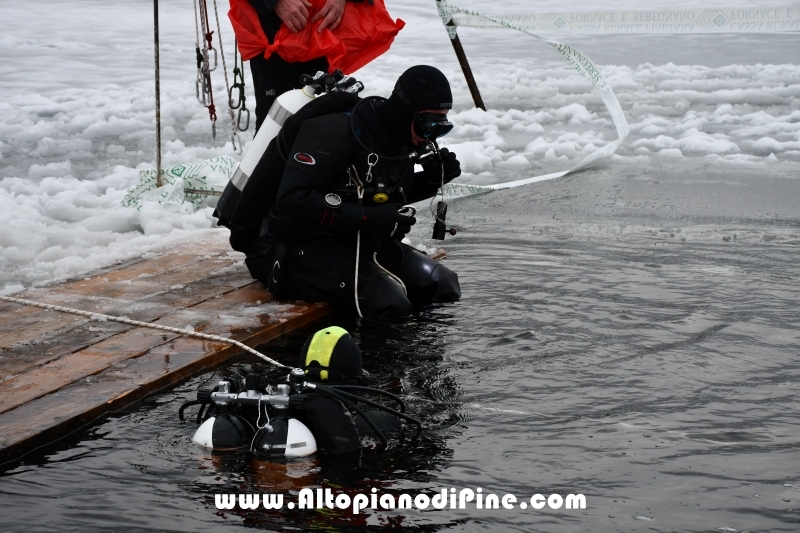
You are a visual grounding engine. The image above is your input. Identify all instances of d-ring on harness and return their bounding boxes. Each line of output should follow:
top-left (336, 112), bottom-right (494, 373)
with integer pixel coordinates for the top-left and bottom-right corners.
top-left (364, 153), bottom-right (379, 183)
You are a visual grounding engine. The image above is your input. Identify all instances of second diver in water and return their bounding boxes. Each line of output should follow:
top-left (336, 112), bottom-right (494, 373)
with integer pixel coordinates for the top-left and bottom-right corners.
top-left (183, 326), bottom-right (419, 457)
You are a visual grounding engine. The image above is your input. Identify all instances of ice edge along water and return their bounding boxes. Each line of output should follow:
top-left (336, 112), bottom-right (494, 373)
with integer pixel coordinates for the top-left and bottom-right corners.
top-left (1, 0), bottom-right (799, 293)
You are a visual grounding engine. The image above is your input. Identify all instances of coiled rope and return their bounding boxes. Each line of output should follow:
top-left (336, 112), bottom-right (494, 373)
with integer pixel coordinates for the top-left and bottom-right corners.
top-left (0, 295), bottom-right (288, 369)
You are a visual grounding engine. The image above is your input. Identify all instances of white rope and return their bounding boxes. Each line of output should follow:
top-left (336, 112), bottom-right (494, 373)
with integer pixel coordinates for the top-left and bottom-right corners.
top-left (0, 295), bottom-right (288, 369)
top-left (193, 0), bottom-right (201, 51)
top-left (255, 395), bottom-right (271, 430)
top-left (354, 229), bottom-right (364, 319)
top-left (212, 0), bottom-right (243, 154)
top-left (348, 164), bottom-right (365, 319)
top-left (249, 395), bottom-right (273, 451)
top-left (193, 0), bottom-right (208, 107)
top-left (372, 251), bottom-right (407, 296)
top-left (412, 397), bottom-right (555, 418)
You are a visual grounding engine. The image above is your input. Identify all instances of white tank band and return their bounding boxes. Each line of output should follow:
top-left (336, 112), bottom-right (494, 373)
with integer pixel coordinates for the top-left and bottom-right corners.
top-left (230, 164), bottom-right (249, 191)
top-left (268, 101), bottom-right (294, 126)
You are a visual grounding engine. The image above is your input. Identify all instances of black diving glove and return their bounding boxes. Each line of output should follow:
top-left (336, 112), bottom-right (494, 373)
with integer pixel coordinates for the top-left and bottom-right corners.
top-left (423, 147), bottom-right (461, 184)
top-left (362, 203), bottom-right (417, 238)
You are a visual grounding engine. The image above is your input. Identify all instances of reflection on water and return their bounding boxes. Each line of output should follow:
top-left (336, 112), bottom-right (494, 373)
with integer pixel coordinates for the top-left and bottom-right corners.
top-left (2, 167), bottom-right (800, 532)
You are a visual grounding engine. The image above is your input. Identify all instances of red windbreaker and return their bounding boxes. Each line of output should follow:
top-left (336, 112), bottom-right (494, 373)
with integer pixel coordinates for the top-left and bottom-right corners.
top-left (229, 0), bottom-right (405, 73)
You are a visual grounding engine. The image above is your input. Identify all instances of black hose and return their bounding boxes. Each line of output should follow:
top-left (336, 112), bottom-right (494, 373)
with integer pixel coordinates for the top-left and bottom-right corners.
top-left (349, 96), bottom-right (414, 162)
top-left (196, 402), bottom-right (208, 424)
top-left (321, 386), bottom-right (421, 427)
top-left (315, 386), bottom-right (387, 444)
top-left (327, 384), bottom-right (406, 413)
top-left (179, 400), bottom-right (201, 421)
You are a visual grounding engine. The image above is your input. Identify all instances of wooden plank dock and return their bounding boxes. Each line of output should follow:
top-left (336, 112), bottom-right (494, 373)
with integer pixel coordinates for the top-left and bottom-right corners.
top-left (0, 231), bottom-right (331, 464)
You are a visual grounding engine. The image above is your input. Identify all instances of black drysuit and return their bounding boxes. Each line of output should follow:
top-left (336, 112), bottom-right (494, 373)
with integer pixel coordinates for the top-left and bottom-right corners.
top-left (241, 98), bottom-right (461, 319)
top-left (292, 392), bottom-right (402, 454)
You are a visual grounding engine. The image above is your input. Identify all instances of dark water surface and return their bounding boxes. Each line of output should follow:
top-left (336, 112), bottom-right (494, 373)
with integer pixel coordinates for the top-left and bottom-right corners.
top-left (2, 165), bottom-right (800, 532)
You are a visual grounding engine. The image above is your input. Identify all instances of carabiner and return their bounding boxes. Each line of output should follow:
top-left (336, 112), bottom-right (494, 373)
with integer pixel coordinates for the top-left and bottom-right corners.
top-left (207, 47), bottom-right (218, 72)
top-left (237, 105), bottom-right (250, 132)
top-left (228, 84), bottom-right (243, 109)
top-left (196, 71), bottom-right (209, 106)
top-left (365, 153), bottom-right (379, 183)
top-left (232, 66), bottom-right (244, 88)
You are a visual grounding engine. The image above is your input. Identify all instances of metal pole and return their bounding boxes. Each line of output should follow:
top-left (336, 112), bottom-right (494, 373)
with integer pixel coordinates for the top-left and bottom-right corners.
top-left (446, 20), bottom-right (485, 111)
top-left (154, 0), bottom-right (163, 187)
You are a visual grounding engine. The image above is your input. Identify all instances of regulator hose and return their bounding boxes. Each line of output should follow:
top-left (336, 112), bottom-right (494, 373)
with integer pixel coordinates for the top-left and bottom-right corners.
top-left (321, 385), bottom-right (421, 427)
top-left (349, 96), bottom-right (417, 162)
top-left (314, 385), bottom-right (388, 444)
top-left (178, 400), bottom-right (202, 421)
top-left (178, 400), bottom-right (212, 424)
top-left (327, 384), bottom-right (406, 413)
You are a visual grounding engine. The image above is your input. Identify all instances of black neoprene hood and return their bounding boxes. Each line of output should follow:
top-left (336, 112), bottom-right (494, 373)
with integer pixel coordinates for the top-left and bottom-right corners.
top-left (299, 327), bottom-right (362, 383)
top-left (379, 65), bottom-right (453, 146)
top-left (394, 65), bottom-right (453, 111)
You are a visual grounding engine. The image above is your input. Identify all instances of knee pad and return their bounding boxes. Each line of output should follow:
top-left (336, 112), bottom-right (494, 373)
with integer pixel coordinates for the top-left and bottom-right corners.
top-left (391, 245), bottom-right (461, 304)
top-left (428, 262), bottom-right (461, 302)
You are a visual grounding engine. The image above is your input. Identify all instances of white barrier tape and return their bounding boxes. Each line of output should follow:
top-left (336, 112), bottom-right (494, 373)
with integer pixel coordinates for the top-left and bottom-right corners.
top-left (444, 170), bottom-right (570, 198)
top-left (436, 1), bottom-right (630, 195)
top-left (444, 6), bottom-right (800, 35)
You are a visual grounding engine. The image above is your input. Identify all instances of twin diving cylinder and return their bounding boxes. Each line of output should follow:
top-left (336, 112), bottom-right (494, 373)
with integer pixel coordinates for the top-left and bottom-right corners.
top-left (191, 380), bottom-right (318, 458)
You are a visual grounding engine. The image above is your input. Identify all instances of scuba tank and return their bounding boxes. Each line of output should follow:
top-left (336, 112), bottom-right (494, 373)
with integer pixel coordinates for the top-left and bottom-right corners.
top-left (179, 368), bottom-right (422, 458)
top-left (188, 377), bottom-right (318, 457)
top-left (191, 412), bottom-right (254, 451)
top-left (226, 85), bottom-right (315, 198)
top-left (215, 70), bottom-right (364, 231)
top-left (251, 416), bottom-right (318, 458)
top-left (181, 329), bottom-right (422, 457)
top-left (190, 379), bottom-right (254, 450)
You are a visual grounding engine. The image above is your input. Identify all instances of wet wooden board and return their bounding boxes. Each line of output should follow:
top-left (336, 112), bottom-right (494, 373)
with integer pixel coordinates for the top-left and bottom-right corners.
top-left (0, 231), bottom-right (332, 464)
top-left (0, 245), bottom-right (250, 348)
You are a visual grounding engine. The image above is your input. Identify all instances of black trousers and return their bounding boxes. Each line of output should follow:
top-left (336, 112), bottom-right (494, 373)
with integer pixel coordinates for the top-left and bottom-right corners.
top-left (244, 235), bottom-right (461, 320)
top-left (248, 54), bottom-right (330, 131)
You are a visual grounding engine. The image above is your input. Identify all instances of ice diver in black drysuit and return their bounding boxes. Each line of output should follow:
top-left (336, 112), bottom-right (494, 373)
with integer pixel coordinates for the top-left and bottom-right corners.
top-left (291, 326), bottom-right (408, 454)
top-left (180, 326), bottom-right (419, 457)
top-left (218, 65), bottom-right (463, 319)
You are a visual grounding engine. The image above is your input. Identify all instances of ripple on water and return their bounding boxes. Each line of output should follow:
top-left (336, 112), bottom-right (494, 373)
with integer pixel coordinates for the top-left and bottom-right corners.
top-left (3, 170), bottom-right (800, 532)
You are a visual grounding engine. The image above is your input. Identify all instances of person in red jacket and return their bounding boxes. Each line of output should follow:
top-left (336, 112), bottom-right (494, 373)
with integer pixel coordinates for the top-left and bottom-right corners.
top-left (229, 0), bottom-right (404, 131)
